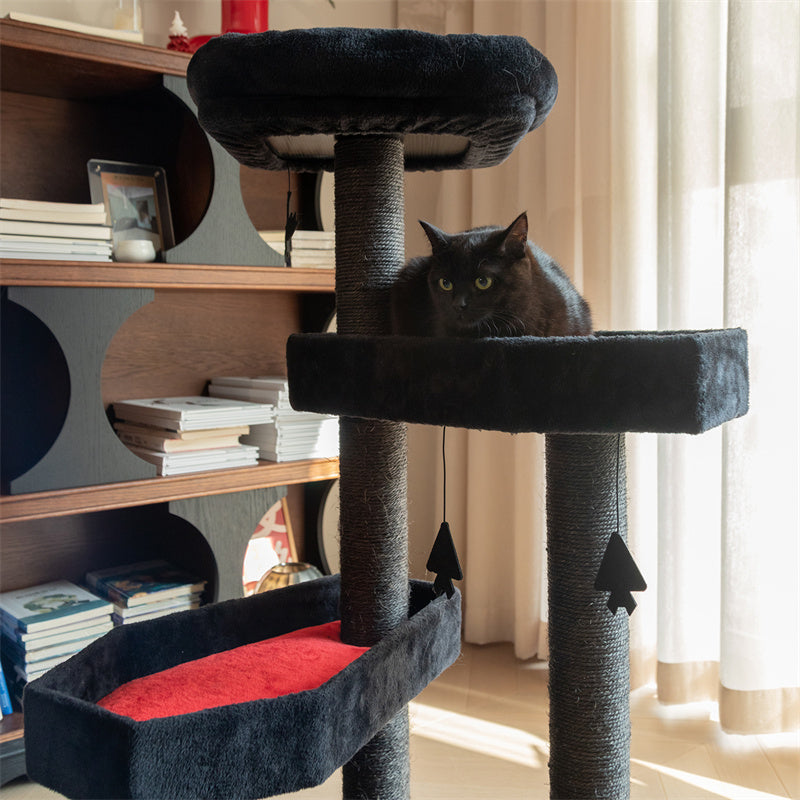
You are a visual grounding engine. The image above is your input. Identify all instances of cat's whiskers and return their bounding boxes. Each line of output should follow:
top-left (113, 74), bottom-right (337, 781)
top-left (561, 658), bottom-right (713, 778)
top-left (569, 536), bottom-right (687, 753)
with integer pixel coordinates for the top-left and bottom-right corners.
top-left (490, 310), bottom-right (526, 337)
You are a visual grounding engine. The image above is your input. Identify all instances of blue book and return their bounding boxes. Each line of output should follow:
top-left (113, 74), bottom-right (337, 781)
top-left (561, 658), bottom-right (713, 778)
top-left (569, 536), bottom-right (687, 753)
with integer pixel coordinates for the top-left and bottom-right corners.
top-left (0, 661), bottom-right (13, 715)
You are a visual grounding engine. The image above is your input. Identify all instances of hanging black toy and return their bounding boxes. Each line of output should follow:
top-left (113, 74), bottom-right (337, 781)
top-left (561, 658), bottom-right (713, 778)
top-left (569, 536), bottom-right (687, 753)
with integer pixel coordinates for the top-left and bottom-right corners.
top-left (593, 434), bottom-right (647, 615)
top-left (594, 532), bottom-right (647, 615)
top-left (426, 428), bottom-right (463, 598)
top-left (427, 521), bottom-right (463, 599)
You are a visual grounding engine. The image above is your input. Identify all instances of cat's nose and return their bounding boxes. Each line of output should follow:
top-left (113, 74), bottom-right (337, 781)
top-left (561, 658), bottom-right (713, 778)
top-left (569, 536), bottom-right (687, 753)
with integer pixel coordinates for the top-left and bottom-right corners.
top-left (454, 295), bottom-right (468, 310)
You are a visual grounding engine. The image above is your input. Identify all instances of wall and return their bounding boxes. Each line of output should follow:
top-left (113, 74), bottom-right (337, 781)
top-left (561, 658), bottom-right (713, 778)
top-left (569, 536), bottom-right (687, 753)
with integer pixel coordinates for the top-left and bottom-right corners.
top-left (0, 0), bottom-right (396, 45)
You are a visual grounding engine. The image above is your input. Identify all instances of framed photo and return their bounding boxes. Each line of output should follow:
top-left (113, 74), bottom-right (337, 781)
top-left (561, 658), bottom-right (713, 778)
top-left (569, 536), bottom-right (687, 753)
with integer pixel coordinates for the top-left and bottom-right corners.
top-left (87, 159), bottom-right (175, 260)
top-left (242, 497), bottom-right (298, 595)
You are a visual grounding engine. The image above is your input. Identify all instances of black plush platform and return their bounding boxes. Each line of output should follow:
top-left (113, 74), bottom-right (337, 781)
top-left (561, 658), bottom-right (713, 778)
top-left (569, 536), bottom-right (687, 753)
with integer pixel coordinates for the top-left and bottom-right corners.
top-left (187, 27), bottom-right (558, 172)
top-left (287, 330), bottom-right (749, 434)
top-left (23, 577), bottom-right (461, 800)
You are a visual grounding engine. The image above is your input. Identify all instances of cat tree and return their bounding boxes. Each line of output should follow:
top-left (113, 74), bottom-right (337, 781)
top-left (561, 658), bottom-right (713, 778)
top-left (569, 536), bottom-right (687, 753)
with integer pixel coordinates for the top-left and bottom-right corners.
top-left (24, 28), bottom-right (748, 800)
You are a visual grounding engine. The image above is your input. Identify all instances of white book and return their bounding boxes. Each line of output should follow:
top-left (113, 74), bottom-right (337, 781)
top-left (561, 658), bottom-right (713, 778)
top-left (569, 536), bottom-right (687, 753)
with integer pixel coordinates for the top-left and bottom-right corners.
top-left (127, 443), bottom-right (259, 465)
top-left (114, 593), bottom-right (203, 619)
top-left (0, 250), bottom-right (112, 262)
top-left (0, 198), bottom-right (106, 214)
top-left (116, 429), bottom-right (244, 453)
top-left (154, 454), bottom-right (259, 476)
top-left (208, 384), bottom-right (292, 409)
top-left (114, 600), bottom-right (201, 625)
top-left (211, 376), bottom-right (289, 390)
top-left (126, 444), bottom-right (259, 475)
top-left (0, 207), bottom-right (108, 225)
top-left (0, 581), bottom-right (112, 634)
top-left (1, 614), bottom-right (105, 643)
top-left (112, 396), bottom-right (274, 432)
top-left (260, 230), bottom-right (335, 248)
top-left (1, 632), bottom-right (102, 665)
top-left (248, 422), bottom-right (336, 438)
top-left (246, 418), bottom-right (338, 437)
top-left (1, 618), bottom-right (112, 650)
top-left (14, 654), bottom-right (74, 682)
top-left (0, 219), bottom-right (112, 240)
top-left (113, 421), bottom-right (250, 441)
top-left (275, 412), bottom-right (337, 425)
top-left (0, 233), bottom-right (113, 250)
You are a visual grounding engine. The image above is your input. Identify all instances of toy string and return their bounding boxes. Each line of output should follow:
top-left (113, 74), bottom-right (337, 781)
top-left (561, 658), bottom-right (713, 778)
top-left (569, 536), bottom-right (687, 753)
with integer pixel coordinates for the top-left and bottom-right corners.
top-left (615, 433), bottom-right (622, 535)
top-left (442, 426), bottom-right (447, 523)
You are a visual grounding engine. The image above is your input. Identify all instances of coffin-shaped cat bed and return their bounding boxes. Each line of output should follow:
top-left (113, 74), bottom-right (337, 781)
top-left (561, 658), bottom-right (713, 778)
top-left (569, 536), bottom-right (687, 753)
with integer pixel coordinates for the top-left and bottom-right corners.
top-left (23, 576), bottom-right (461, 800)
top-left (286, 329), bottom-right (749, 434)
top-left (187, 27), bottom-right (558, 172)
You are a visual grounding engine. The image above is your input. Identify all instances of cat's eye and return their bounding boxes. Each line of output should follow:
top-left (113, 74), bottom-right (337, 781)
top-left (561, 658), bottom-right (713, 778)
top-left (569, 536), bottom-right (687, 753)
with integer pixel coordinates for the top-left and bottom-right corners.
top-left (475, 276), bottom-right (493, 290)
top-left (438, 278), bottom-right (454, 291)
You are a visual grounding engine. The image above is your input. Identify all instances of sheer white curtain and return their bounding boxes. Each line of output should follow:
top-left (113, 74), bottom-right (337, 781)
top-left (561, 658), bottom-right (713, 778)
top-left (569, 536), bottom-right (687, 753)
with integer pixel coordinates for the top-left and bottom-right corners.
top-left (402, 0), bottom-right (799, 734)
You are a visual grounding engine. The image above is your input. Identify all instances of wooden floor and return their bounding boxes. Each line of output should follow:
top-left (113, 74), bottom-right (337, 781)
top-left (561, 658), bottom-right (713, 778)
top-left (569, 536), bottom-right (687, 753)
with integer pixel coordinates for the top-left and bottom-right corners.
top-left (3, 641), bottom-right (798, 799)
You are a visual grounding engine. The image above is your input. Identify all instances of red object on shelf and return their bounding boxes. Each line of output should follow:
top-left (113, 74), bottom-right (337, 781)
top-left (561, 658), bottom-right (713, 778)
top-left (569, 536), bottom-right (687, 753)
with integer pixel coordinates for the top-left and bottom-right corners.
top-left (222, 0), bottom-right (269, 33)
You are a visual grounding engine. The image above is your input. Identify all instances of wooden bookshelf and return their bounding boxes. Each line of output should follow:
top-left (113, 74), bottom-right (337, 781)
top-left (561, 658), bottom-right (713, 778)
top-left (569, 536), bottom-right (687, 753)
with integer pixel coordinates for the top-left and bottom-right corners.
top-left (0, 19), bottom-right (339, 777)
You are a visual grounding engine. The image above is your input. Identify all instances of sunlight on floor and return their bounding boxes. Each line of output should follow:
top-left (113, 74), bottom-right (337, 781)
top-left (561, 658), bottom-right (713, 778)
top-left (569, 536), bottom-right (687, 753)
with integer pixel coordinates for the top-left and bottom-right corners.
top-left (409, 701), bottom-right (549, 769)
top-left (632, 759), bottom-right (795, 800)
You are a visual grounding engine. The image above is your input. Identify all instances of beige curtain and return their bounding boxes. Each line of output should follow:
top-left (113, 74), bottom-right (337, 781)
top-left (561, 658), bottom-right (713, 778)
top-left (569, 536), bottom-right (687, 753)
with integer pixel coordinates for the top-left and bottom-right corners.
top-left (402, 0), bottom-right (799, 735)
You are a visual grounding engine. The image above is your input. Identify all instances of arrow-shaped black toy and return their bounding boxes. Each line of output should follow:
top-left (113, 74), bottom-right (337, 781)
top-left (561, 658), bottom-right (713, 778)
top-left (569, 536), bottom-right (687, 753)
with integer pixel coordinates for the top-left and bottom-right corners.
top-left (594, 532), bottom-right (647, 615)
top-left (427, 521), bottom-right (463, 599)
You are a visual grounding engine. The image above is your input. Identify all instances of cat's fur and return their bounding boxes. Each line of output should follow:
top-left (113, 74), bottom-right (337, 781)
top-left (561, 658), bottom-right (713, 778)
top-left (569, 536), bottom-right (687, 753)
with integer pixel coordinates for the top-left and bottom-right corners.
top-left (391, 212), bottom-right (592, 338)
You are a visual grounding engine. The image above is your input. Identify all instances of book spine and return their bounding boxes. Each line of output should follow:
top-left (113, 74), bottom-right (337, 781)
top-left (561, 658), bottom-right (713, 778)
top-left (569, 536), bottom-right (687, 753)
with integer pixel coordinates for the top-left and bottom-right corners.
top-left (0, 661), bottom-right (14, 714)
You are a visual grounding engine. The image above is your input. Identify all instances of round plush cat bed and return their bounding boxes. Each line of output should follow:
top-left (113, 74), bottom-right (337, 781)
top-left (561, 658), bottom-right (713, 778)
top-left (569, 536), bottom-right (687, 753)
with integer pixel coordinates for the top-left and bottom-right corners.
top-left (23, 576), bottom-right (461, 800)
top-left (187, 27), bottom-right (558, 172)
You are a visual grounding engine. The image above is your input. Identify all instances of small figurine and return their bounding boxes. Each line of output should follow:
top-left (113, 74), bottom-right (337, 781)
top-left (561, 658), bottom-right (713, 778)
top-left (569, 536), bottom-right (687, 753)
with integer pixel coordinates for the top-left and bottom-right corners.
top-left (166, 11), bottom-right (192, 52)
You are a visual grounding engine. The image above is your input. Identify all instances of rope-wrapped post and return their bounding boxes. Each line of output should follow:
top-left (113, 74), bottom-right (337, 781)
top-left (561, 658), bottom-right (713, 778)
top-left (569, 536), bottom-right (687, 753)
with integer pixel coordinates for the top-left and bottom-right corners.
top-left (545, 433), bottom-right (630, 800)
top-left (333, 134), bottom-right (410, 800)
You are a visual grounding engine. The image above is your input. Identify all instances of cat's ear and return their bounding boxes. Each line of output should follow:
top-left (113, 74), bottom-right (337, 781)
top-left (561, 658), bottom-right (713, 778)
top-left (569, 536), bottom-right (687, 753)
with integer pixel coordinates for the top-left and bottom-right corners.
top-left (420, 220), bottom-right (450, 254)
top-left (502, 212), bottom-right (529, 259)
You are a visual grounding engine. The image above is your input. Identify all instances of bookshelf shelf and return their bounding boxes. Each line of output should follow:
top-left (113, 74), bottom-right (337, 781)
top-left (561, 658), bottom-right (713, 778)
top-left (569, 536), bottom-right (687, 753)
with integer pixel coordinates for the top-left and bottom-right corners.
top-left (0, 18), bottom-right (190, 97)
top-left (0, 260), bottom-right (335, 292)
top-left (0, 459), bottom-right (340, 524)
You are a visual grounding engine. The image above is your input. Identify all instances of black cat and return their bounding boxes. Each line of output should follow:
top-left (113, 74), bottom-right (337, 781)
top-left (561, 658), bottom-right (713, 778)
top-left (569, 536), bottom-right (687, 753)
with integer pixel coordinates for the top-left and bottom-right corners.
top-left (391, 212), bottom-right (592, 337)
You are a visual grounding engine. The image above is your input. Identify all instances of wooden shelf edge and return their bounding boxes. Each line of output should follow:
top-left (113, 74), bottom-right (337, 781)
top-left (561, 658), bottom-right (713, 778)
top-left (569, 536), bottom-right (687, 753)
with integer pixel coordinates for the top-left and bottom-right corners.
top-left (0, 260), bottom-right (336, 292)
top-left (0, 459), bottom-right (339, 523)
top-left (0, 713), bottom-right (24, 745)
top-left (0, 18), bottom-right (190, 76)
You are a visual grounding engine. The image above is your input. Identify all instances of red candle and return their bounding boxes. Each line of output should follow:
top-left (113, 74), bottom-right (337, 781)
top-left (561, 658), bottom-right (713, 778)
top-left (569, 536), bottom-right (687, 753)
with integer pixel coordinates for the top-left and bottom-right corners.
top-left (222, 0), bottom-right (269, 33)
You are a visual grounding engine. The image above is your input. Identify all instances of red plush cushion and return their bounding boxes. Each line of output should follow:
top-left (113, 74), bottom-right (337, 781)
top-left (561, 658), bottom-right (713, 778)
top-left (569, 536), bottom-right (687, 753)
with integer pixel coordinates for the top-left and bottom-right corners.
top-left (98, 621), bottom-right (368, 721)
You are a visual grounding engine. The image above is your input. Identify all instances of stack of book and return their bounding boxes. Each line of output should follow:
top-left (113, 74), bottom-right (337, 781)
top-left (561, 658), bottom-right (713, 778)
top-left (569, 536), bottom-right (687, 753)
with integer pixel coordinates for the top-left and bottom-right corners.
top-left (112, 396), bottom-right (275, 475)
top-left (209, 376), bottom-right (339, 462)
top-left (0, 580), bottom-right (113, 685)
top-left (0, 198), bottom-right (112, 261)
top-left (86, 560), bottom-right (206, 625)
top-left (259, 229), bottom-right (335, 268)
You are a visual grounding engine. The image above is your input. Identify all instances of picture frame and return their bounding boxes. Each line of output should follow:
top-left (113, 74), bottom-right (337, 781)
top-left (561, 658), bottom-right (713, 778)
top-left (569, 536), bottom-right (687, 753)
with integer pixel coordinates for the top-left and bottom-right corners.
top-left (87, 159), bottom-right (175, 261)
top-left (242, 497), bottom-right (298, 595)
top-left (317, 478), bottom-right (340, 575)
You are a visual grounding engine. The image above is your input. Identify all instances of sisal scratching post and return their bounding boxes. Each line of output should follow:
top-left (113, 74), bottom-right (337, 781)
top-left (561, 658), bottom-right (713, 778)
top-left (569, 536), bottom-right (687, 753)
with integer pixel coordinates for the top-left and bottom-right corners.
top-left (545, 434), bottom-right (630, 800)
top-left (334, 135), bottom-right (411, 800)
